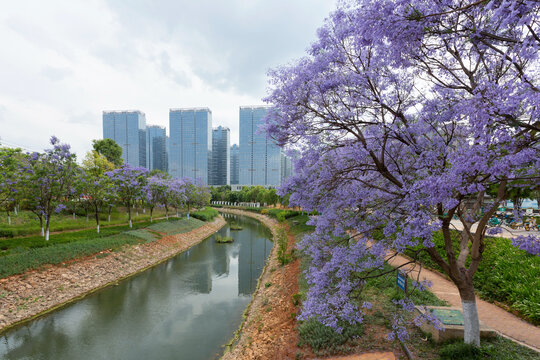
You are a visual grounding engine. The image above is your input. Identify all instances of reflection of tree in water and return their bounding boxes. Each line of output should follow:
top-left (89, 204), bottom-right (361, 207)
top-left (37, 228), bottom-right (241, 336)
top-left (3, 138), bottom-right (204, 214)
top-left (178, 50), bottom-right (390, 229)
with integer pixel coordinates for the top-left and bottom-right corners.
top-left (0, 215), bottom-right (273, 360)
top-left (238, 222), bottom-right (272, 296)
top-left (1, 317), bottom-right (72, 359)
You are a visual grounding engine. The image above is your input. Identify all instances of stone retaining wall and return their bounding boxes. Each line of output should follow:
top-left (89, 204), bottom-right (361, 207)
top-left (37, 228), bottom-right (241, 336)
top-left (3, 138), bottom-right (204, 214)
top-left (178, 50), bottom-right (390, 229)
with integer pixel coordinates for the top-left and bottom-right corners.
top-left (0, 217), bottom-right (226, 333)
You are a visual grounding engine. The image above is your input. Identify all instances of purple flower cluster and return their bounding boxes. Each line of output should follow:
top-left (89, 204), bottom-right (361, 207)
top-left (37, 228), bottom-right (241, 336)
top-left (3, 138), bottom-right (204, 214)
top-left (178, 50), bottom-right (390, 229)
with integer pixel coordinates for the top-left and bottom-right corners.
top-left (264, 0), bottom-right (540, 341)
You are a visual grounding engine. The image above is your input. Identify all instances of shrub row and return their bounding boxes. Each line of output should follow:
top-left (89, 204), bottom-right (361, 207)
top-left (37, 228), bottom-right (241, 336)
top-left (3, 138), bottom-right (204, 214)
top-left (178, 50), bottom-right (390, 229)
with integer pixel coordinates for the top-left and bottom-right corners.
top-left (191, 207), bottom-right (219, 221)
top-left (262, 209), bottom-right (302, 222)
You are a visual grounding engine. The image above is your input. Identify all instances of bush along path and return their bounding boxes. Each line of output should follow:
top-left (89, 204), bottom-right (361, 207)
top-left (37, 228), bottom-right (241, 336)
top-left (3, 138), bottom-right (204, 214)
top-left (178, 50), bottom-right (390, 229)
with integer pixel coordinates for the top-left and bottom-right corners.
top-left (0, 216), bottom-right (225, 333)
top-left (220, 208), bottom-right (303, 360)
top-left (386, 252), bottom-right (540, 352)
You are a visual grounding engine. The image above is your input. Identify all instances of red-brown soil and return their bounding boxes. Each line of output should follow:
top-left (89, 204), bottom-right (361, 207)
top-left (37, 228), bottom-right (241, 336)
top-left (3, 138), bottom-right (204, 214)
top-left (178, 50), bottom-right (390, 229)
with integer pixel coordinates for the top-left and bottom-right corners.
top-left (220, 209), bottom-right (308, 360)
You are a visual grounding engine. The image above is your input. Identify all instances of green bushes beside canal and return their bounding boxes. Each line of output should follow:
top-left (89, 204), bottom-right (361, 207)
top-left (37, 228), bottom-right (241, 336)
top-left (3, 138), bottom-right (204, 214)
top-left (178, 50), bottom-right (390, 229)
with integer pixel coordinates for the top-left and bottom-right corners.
top-left (192, 207), bottom-right (219, 221)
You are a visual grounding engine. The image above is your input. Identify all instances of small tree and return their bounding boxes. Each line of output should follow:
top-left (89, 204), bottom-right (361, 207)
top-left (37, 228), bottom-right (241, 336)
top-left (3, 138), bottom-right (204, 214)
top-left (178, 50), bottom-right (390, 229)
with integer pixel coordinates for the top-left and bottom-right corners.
top-left (169, 178), bottom-right (188, 218)
top-left (0, 148), bottom-right (24, 225)
top-left (79, 151), bottom-right (115, 233)
top-left (106, 165), bottom-right (148, 228)
top-left (21, 136), bottom-right (78, 240)
top-left (145, 175), bottom-right (169, 222)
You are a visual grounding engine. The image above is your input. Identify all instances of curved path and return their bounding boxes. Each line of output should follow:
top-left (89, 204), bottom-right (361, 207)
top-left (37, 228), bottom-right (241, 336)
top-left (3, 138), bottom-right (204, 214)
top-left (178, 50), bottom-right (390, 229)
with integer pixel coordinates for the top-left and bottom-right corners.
top-left (386, 254), bottom-right (540, 352)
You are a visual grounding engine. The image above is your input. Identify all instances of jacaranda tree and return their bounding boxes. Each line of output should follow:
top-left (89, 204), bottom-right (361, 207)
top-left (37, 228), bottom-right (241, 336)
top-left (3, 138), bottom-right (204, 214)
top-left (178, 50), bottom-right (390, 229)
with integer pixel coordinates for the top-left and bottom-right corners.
top-left (265, 0), bottom-right (539, 345)
top-left (22, 136), bottom-right (78, 240)
top-left (145, 175), bottom-right (170, 222)
top-left (106, 165), bottom-right (148, 228)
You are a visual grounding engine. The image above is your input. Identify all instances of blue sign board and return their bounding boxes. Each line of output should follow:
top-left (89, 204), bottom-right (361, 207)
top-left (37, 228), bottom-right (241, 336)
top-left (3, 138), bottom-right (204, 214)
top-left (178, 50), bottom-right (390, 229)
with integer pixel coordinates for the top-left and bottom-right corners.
top-left (397, 271), bottom-right (407, 292)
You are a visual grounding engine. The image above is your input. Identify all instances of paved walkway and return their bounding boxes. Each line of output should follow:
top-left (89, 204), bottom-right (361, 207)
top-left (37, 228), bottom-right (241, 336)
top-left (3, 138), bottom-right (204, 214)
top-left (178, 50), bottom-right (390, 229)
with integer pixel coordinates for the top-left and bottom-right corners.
top-left (450, 219), bottom-right (540, 238)
top-left (386, 254), bottom-right (540, 352)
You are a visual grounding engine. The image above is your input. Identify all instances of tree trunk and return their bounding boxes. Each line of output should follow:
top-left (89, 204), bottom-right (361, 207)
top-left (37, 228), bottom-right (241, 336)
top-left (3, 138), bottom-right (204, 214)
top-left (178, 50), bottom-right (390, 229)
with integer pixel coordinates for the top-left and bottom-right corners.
top-left (73, 212), bottom-right (75, 219)
top-left (45, 216), bottom-right (50, 241)
top-left (85, 208), bottom-right (89, 222)
top-left (150, 207), bottom-right (153, 223)
top-left (128, 203), bottom-right (132, 228)
top-left (39, 216), bottom-right (44, 237)
top-left (14, 206), bottom-right (17, 216)
top-left (95, 209), bottom-right (100, 233)
top-left (457, 282), bottom-right (481, 346)
top-left (143, 208), bottom-right (146, 214)
top-left (165, 205), bottom-right (169, 220)
top-left (8, 215), bottom-right (11, 225)
top-left (108, 205), bottom-right (112, 222)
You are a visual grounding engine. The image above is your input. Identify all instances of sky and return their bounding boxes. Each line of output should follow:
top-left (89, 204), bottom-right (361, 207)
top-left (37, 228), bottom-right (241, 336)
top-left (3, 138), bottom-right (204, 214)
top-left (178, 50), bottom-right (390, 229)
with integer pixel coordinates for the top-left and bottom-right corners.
top-left (0, 0), bottom-right (336, 158)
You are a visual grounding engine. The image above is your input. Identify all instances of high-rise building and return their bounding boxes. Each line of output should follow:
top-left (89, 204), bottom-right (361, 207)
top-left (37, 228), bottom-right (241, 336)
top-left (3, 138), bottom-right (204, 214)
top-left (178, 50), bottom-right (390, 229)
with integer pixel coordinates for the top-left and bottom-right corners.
top-left (239, 106), bottom-right (281, 186)
top-left (281, 153), bottom-right (293, 184)
top-left (230, 144), bottom-right (239, 185)
top-left (169, 108), bottom-right (212, 184)
top-left (102, 110), bottom-right (146, 167)
top-left (210, 126), bottom-right (230, 185)
top-left (146, 125), bottom-right (167, 172)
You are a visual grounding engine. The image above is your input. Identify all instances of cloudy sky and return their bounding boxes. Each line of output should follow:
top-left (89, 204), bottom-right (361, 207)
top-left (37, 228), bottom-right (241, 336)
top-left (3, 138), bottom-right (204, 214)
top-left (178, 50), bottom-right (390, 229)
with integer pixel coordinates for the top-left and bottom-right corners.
top-left (0, 0), bottom-right (336, 158)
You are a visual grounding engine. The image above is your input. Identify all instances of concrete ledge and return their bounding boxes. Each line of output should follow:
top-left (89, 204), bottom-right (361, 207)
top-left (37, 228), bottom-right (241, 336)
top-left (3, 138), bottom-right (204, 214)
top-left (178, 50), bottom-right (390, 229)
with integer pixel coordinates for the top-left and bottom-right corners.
top-left (415, 306), bottom-right (497, 342)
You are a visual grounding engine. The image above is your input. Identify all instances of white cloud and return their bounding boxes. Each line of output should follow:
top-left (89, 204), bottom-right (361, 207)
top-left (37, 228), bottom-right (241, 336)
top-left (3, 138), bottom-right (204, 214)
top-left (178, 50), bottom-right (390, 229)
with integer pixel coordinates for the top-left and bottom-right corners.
top-left (0, 0), bottom-right (336, 158)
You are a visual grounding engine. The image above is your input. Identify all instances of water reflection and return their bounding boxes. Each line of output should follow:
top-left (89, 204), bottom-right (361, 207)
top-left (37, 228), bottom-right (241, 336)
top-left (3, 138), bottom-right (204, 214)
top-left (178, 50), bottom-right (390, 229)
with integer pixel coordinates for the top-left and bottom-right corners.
top-left (0, 215), bottom-right (272, 360)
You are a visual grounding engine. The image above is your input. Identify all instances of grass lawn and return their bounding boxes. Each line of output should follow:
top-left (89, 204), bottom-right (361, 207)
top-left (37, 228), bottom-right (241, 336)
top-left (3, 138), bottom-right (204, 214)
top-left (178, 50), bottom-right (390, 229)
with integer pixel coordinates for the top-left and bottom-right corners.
top-left (0, 208), bottom-right (173, 238)
top-left (0, 217), bottom-right (208, 279)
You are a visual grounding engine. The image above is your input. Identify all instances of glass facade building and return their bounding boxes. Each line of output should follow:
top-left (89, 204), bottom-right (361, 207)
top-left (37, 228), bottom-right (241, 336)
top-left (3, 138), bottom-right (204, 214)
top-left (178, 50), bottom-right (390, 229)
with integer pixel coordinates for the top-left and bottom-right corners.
top-left (239, 106), bottom-right (281, 186)
top-left (146, 125), bottom-right (167, 172)
top-left (102, 110), bottom-right (146, 167)
top-left (230, 144), bottom-right (239, 185)
top-left (210, 126), bottom-right (230, 185)
top-left (169, 108), bottom-right (212, 184)
top-left (280, 153), bottom-right (293, 184)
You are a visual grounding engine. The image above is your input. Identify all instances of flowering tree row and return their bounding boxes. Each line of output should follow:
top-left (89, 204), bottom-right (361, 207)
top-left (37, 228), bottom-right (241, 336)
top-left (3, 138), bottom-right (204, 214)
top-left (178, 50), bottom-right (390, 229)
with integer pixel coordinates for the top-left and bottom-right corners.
top-left (0, 136), bottom-right (211, 240)
top-left (265, 0), bottom-right (539, 345)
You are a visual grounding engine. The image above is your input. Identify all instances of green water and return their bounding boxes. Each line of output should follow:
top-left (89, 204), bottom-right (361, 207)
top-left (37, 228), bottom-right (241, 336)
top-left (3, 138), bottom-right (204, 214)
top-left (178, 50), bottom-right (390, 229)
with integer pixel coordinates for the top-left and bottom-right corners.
top-left (0, 215), bottom-right (272, 360)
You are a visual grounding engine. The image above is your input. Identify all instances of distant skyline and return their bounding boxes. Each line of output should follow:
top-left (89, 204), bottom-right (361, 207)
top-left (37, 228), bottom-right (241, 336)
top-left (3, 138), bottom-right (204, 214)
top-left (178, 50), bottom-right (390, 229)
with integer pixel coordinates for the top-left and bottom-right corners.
top-left (0, 0), bottom-right (336, 158)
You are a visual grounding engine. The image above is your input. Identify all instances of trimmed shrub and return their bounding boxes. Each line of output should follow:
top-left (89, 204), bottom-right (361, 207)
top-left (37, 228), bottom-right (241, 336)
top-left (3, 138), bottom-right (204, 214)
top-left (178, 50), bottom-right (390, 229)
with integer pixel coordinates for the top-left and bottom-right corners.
top-left (191, 207), bottom-right (219, 221)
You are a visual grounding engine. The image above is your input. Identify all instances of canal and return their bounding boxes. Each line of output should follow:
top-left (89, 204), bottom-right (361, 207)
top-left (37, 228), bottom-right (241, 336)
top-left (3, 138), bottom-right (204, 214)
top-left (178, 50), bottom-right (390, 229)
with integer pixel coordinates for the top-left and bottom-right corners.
top-left (0, 215), bottom-right (272, 360)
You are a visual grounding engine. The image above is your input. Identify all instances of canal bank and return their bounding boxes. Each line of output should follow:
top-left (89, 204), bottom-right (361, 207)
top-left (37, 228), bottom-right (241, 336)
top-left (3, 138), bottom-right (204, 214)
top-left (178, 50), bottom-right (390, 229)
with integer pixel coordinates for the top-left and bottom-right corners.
top-left (0, 216), bottom-right (226, 334)
top-left (219, 208), bottom-right (302, 360)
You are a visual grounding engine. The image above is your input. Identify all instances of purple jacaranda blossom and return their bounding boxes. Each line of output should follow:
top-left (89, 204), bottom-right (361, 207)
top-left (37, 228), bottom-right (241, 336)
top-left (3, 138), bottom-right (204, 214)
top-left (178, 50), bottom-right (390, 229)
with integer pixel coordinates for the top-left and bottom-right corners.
top-left (264, 0), bottom-right (539, 346)
top-left (54, 204), bottom-right (67, 213)
top-left (106, 164), bottom-right (148, 227)
top-left (20, 136), bottom-right (78, 240)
